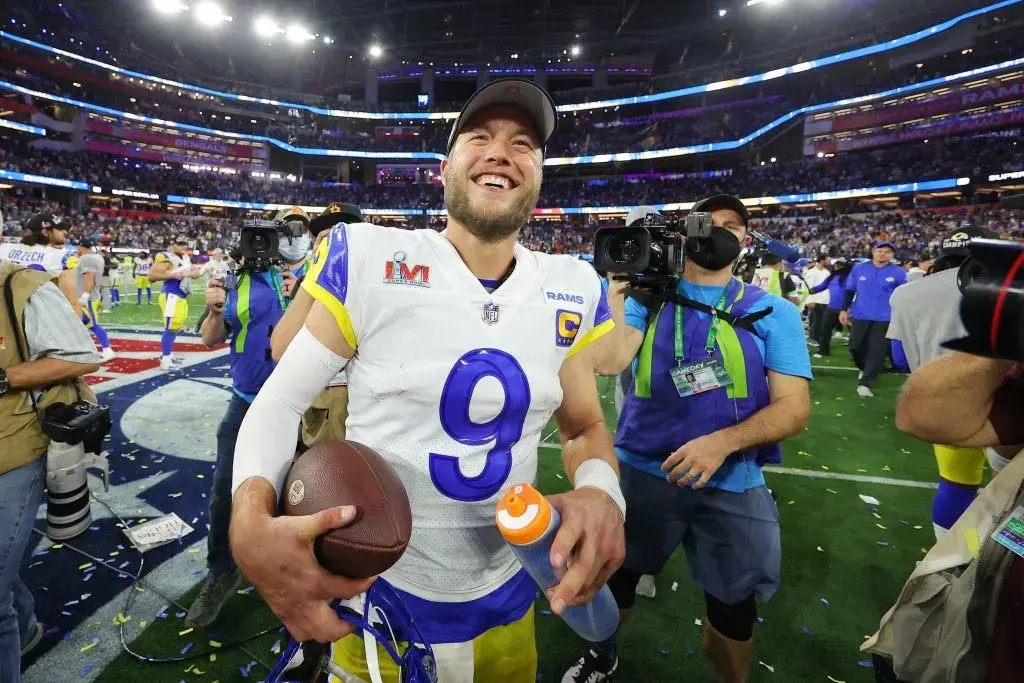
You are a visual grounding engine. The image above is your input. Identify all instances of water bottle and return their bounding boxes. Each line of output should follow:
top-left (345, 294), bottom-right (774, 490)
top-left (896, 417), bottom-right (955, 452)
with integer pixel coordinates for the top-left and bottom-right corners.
top-left (496, 483), bottom-right (619, 642)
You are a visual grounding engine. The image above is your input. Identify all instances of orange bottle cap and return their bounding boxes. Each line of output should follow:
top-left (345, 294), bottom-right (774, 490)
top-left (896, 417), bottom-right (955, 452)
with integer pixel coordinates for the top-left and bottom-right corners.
top-left (495, 483), bottom-right (551, 545)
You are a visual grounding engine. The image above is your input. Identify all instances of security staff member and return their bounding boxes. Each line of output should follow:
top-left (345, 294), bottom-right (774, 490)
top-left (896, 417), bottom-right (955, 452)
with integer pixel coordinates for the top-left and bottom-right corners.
top-left (186, 210), bottom-right (311, 628)
top-left (839, 241), bottom-right (906, 398)
top-left (0, 261), bottom-right (100, 683)
top-left (752, 253), bottom-right (800, 306)
top-left (564, 194), bottom-right (812, 683)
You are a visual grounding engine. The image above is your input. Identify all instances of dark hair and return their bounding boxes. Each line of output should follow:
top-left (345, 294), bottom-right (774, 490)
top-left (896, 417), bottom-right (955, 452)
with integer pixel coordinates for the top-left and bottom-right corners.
top-left (20, 232), bottom-right (42, 246)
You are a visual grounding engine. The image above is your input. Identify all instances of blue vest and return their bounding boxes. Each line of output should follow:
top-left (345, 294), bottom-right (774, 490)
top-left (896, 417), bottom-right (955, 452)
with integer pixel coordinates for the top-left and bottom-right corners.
top-left (616, 278), bottom-right (781, 472)
top-left (225, 270), bottom-right (287, 397)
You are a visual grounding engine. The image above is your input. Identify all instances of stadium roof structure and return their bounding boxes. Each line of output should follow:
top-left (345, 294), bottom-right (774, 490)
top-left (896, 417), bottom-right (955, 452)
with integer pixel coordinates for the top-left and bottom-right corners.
top-left (22, 0), bottom-right (993, 93)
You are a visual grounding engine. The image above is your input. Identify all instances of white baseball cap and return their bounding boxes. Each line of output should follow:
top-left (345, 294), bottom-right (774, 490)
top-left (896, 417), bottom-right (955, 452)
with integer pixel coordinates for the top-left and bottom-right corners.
top-left (446, 78), bottom-right (558, 154)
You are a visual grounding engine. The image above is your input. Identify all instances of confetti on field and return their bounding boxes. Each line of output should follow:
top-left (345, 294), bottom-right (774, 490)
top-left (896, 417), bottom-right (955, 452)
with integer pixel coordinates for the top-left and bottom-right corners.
top-left (817, 546), bottom-right (824, 552)
top-left (876, 523), bottom-right (887, 530)
top-left (209, 640), bottom-right (222, 648)
top-left (826, 488), bottom-right (838, 494)
top-left (873, 513), bottom-right (882, 520)
top-left (694, 618), bottom-right (702, 626)
top-left (820, 465), bottom-right (830, 471)
top-left (835, 413), bottom-right (843, 417)
top-left (80, 662), bottom-right (95, 677)
top-left (827, 676), bottom-right (847, 683)
top-left (180, 642), bottom-right (193, 655)
top-left (80, 636), bottom-right (100, 653)
top-left (859, 495), bottom-right (880, 505)
top-left (913, 525), bottom-right (923, 530)
top-left (857, 468), bottom-right (868, 473)
top-left (179, 627), bottom-right (194, 636)
top-left (802, 625), bottom-right (814, 638)
top-left (820, 598), bottom-right (831, 607)
top-left (758, 661), bottom-right (775, 673)
top-left (78, 562), bottom-right (93, 570)
top-left (659, 648), bottom-right (669, 655)
top-left (882, 465), bottom-right (892, 471)
top-left (671, 581), bottom-right (678, 592)
top-left (858, 660), bottom-right (874, 668)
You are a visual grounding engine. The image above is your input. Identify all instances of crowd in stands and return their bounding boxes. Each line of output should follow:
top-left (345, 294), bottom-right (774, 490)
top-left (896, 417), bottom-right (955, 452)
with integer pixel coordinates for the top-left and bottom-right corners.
top-left (4, 187), bottom-right (1022, 263)
top-left (3, 131), bottom-right (1022, 211)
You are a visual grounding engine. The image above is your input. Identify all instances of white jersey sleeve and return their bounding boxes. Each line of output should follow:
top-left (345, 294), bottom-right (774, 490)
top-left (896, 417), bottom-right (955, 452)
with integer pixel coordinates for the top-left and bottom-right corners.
top-left (301, 222), bottom-right (373, 350)
top-left (560, 258), bottom-right (614, 360)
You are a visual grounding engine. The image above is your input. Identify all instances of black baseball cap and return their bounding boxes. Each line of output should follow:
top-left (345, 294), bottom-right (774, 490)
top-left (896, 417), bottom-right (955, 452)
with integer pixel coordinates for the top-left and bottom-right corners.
top-left (78, 237), bottom-right (96, 248)
top-left (689, 194), bottom-right (750, 226)
top-left (446, 78), bottom-right (558, 154)
top-left (310, 202), bottom-right (362, 236)
top-left (23, 212), bottom-right (68, 234)
top-left (171, 236), bottom-right (188, 245)
top-left (939, 226), bottom-right (998, 260)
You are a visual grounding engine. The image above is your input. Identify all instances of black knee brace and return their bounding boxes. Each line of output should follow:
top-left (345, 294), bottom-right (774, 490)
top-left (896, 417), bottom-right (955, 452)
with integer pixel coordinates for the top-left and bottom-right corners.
top-left (606, 567), bottom-right (643, 610)
top-left (705, 592), bottom-right (757, 642)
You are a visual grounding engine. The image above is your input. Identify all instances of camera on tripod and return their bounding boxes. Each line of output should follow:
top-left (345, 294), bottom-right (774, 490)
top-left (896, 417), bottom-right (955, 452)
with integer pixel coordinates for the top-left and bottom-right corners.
top-left (593, 211), bottom-right (713, 288)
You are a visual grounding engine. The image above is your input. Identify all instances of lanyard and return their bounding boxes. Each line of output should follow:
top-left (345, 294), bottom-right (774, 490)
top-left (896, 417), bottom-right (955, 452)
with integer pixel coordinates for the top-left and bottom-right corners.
top-left (673, 284), bottom-right (731, 364)
top-left (265, 269), bottom-right (288, 312)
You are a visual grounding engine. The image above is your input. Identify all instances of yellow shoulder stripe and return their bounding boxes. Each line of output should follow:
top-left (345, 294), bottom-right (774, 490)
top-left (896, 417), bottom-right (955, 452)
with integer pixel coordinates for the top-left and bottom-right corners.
top-left (302, 279), bottom-right (358, 351)
top-left (566, 318), bottom-right (615, 360)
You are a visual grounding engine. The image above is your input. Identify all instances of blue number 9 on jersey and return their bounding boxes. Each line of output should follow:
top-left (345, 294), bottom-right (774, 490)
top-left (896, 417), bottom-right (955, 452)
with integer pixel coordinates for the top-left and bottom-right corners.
top-left (429, 349), bottom-right (531, 502)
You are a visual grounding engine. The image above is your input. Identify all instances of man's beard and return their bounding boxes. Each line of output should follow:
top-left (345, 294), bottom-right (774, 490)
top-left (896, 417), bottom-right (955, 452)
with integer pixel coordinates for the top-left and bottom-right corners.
top-left (443, 169), bottom-right (540, 243)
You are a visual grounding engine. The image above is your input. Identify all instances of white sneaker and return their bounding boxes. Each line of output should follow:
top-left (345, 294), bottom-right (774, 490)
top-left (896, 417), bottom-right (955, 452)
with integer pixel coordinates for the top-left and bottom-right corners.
top-left (857, 385), bottom-right (874, 398)
top-left (100, 347), bottom-right (116, 362)
top-left (159, 356), bottom-right (184, 371)
top-left (635, 574), bottom-right (656, 599)
top-left (858, 371), bottom-right (864, 381)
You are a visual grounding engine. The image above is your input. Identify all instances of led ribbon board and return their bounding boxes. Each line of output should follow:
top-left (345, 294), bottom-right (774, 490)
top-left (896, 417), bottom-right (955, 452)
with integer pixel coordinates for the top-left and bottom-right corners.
top-left (163, 178), bottom-right (968, 214)
top-left (3, 51), bottom-right (1022, 166)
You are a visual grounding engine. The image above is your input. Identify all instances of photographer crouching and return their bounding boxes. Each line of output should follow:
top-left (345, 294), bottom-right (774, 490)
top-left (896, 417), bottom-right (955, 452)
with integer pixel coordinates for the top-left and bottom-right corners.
top-left (1, 260), bottom-right (101, 683)
top-left (566, 195), bottom-right (811, 683)
top-left (186, 207), bottom-right (312, 628)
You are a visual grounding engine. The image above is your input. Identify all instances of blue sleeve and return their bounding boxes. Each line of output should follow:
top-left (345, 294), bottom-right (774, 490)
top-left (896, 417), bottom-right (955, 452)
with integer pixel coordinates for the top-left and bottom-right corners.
top-left (755, 297), bottom-right (814, 380)
top-left (624, 296), bottom-right (650, 333)
top-left (895, 267), bottom-right (908, 286)
top-left (808, 273), bottom-right (832, 294)
top-left (594, 277), bottom-right (612, 327)
top-left (845, 264), bottom-right (858, 292)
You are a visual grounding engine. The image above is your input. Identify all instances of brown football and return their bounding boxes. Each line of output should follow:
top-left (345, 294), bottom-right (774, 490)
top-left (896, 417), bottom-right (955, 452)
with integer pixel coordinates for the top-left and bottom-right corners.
top-left (281, 440), bottom-right (412, 579)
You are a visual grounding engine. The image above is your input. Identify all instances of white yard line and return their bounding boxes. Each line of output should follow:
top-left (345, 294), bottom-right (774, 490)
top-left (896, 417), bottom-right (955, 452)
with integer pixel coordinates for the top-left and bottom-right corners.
top-left (537, 443), bottom-right (936, 488)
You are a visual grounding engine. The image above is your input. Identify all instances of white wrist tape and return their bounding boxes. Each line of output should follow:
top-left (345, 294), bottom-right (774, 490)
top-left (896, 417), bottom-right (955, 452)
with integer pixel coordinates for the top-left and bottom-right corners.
top-left (79, 292), bottom-right (90, 305)
top-left (573, 459), bottom-right (626, 520)
top-left (232, 325), bottom-right (349, 499)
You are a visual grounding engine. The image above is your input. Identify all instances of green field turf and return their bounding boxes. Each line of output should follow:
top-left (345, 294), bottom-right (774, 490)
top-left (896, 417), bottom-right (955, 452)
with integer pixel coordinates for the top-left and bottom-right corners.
top-left (92, 343), bottom-right (944, 683)
top-left (99, 291), bottom-right (208, 331)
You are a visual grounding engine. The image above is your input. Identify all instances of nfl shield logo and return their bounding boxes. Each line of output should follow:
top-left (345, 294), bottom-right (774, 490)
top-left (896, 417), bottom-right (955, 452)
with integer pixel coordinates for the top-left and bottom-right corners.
top-left (482, 302), bottom-right (500, 325)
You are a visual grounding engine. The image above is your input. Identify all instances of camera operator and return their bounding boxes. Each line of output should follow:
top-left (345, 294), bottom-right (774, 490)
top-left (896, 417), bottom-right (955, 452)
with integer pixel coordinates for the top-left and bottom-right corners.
top-left (269, 203), bottom-right (362, 445)
top-left (751, 253), bottom-right (801, 306)
top-left (0, 260), bottom-right (101, 683)
top-left (839, 241), bottom-right (906, 398)
top-left (565, 194), bottom-right (812, 683)
top-left (185, 208), bottom-right (311, 628)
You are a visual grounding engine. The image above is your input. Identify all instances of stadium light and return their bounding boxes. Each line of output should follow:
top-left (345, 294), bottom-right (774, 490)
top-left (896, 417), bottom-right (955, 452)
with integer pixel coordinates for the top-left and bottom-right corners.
top-left (152, 0), bottom-right (189, 15)
top-left (570, 44), bottom-right (581, 57)
top-left (718, 8), bottom-right (728, 17)
top-left (253, 15), bottom-right (281, 38)
top-left (369, 44), bottom-right (383, 59)
top-left (323, 35), bottom-right (334, 45)
top-left (286, 24), bottom-right (314, 44)
top-left (194, 1), bottom-right (231, 27)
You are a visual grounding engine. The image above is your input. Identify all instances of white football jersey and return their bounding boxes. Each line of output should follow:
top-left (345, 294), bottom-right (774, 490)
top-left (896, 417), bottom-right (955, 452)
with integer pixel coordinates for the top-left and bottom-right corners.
top-left (303, 223), bottom-right (613, 602)
top-left (0, 242), bottom-right (75, 277)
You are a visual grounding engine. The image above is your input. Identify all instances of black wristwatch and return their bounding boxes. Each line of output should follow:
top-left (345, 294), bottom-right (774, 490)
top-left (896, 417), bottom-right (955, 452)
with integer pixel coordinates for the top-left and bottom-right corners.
top-left (0, 368), bottom-right (9, 398)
